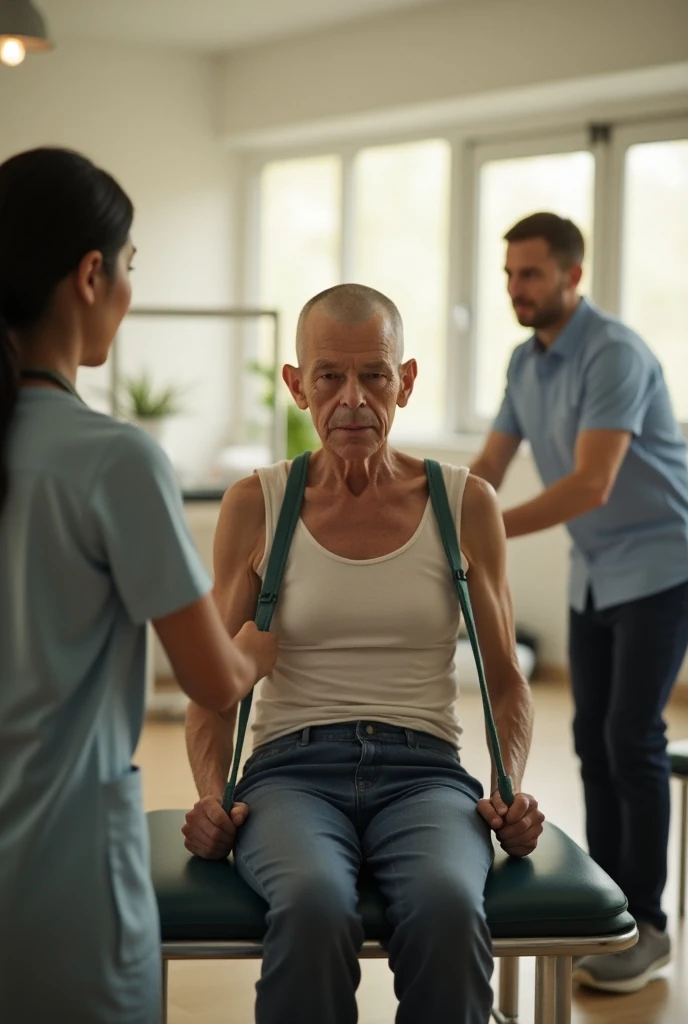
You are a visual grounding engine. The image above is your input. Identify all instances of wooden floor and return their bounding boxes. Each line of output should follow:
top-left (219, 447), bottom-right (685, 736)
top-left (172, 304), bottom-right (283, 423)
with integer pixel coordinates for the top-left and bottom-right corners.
top-left (136, 681), bottom-right (688, 1024)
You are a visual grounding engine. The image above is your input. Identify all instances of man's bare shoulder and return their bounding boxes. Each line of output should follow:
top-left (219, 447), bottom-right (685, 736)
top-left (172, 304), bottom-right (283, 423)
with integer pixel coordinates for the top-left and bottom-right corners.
top-left (392, 449), bottom-right (428, 479)
top-left (215, 473), bottom-right (266, 564)
top-left (220, 472), bottom-right (265, 520)
top-left (214, 474), bottom-right (266, 615)
top-left (464, 472), bottom-right (499, 513)
top-left (462, 474), bottom-right (504, 557)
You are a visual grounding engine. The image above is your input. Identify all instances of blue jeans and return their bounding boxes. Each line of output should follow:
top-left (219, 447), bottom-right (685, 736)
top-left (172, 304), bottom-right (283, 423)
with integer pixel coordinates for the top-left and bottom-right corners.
top-left (233, 721), bottom-right (494, 1024)
top-left (570, 581), bottom-right (688, 932)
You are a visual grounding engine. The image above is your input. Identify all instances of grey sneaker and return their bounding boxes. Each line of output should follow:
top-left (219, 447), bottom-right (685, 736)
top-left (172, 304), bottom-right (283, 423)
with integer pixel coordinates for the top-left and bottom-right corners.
top-left (572, 921), bottom-right (671, 994)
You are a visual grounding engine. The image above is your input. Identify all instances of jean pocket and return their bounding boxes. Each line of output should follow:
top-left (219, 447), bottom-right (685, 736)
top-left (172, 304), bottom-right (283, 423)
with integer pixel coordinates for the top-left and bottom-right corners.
top-left (416, 741), bottom-right (461, 765)
top-left (243, 739), bottom-right (299, 771)
top-left (102, 766), bottom-right (158, 967)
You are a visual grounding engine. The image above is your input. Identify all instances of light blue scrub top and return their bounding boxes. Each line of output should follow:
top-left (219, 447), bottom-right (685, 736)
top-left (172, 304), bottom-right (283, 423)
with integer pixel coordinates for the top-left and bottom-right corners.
top-left (493, 299), bottom-right (688, 612)
top-left (0, 389), bottom-right (211, 1023)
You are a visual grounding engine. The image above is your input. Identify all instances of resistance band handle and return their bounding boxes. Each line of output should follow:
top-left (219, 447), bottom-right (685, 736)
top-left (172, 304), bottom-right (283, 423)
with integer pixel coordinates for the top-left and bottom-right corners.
top-left (425, 461), bottom-right (515, 808)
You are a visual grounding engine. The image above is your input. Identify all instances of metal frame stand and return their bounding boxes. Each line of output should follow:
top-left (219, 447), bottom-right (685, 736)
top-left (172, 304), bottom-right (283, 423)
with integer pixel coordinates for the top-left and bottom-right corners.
top-left (160, 927), bottom-right (636, 1024)
top-left (112, 305), bottom-right (284, 464)
top-left (493, 955), bottom-right (519, 1023)
top-left (112, 306), bottom-right (284, 717)
top-left (679, 775), bottom-right (688, 919)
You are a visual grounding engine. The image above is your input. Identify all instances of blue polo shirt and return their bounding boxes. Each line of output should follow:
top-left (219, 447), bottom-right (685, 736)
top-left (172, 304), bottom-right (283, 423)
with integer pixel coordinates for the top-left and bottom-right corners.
top-left (493, 298), bottom-right (688, 612)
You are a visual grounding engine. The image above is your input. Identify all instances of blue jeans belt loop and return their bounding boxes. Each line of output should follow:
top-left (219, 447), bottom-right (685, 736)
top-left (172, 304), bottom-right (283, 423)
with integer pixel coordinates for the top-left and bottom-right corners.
top-left (298, 726), bottom-right (311, 746)
top-left (405, 728), bottom-right (419, 749)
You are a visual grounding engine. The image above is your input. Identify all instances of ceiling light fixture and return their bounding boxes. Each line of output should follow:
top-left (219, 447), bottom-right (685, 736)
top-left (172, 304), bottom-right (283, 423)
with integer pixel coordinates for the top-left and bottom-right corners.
top-left (0, 0), bottom-right (52, 68)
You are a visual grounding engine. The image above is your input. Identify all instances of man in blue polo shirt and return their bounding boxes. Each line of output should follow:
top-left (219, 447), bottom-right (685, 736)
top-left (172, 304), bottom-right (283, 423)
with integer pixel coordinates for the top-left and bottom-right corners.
top-left (471, 212), bottom-right (688, 994)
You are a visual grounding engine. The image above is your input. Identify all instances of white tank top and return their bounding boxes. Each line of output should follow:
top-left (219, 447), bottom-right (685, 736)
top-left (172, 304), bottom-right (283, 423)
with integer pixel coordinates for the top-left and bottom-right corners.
top-left (251, 461), bottom-right (470, 749)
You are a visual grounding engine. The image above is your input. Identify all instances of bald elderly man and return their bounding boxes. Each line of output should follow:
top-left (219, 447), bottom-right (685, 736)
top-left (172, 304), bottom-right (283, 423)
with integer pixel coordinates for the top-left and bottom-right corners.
top-left (182, 284), bottom-right (544, 1024)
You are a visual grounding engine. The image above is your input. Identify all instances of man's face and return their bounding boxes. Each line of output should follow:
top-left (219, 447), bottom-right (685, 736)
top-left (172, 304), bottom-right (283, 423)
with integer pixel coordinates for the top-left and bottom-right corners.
top-left (283, 308), bottom-right (416, 461)
top-left (505, 238), bottom-right (580, 330)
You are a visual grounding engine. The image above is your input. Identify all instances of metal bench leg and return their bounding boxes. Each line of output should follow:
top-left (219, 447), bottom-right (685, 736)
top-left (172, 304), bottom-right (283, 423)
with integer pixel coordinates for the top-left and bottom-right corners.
top-left (161, 958), bottom-right (168, 1024)
top-left (680, 777), bottom-right (688, 920)
top-left (534, 956), bottom-right (556, 1024)
top-left (554, 956), bottom-right (572, 1024)
top-left (495, 956), bottom-right (519, 1023)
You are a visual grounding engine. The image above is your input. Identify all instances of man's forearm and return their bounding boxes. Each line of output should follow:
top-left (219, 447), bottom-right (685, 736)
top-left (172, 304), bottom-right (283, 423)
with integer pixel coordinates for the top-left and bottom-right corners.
top-left (185, 701), bottom-right (237, 800)
top-left (490, 674), bottom-right (534, 795)
top-left (503, 471), bottom-right (604, 538)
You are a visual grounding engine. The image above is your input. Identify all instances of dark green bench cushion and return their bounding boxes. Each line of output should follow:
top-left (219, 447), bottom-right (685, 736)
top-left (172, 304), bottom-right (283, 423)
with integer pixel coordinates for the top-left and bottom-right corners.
top-left (148, 811), bottom-right (633, 942)
top-left (668, 739), bottom-right (688, 776)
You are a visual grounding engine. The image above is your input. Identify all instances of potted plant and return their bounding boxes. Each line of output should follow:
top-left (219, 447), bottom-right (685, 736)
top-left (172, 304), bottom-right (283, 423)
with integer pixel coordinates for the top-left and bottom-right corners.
top-left (248, 361), bottom-right (319, 459)
top-left (119, 372), bottom-right (186, 443)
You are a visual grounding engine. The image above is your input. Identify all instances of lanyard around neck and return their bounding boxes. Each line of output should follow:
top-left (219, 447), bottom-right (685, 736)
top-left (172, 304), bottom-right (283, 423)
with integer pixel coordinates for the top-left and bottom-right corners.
top-left (20, 368), bottom-right (84, 404)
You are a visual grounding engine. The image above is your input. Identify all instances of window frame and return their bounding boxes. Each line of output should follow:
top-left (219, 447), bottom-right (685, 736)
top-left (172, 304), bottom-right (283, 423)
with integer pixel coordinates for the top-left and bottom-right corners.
top-left (606, 115), bottom-right (688, 433)
top-left (240, 108), bottom-right (688, 440)
top-left (605, 115), bottom-right (688, 316)
top-left (461, 130), bottom-right (596, 433)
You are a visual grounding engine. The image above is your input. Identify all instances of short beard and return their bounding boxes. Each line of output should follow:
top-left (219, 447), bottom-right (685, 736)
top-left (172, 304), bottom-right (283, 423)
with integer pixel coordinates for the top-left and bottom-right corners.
top-left (515, 294), bottom-right (566, 331)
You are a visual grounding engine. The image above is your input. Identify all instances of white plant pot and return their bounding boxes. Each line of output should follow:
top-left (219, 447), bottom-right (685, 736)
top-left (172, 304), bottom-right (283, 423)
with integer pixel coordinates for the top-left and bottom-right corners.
top-left (133, 417), bottom-right (169, 445)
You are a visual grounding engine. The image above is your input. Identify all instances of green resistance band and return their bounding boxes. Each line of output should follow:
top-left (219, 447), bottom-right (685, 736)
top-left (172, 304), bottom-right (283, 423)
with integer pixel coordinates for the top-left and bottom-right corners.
top-left (223, 453), bottom-right (515, 811)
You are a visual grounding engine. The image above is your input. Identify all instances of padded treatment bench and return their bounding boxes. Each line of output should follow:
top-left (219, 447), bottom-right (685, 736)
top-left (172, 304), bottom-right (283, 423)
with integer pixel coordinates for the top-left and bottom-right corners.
top-left (669, 739), bottom-right (688, 919)
top-left (149, 811), bottom-right (636, 1024)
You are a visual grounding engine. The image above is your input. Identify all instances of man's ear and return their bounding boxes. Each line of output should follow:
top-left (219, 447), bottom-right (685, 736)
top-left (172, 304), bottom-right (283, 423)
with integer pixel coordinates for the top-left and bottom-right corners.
top-left (282, 364), bottom-right (309, 411)
top-left (569, 263), bottom-right (583, 290)
top-left (397, 359), bottom-right (418, 409)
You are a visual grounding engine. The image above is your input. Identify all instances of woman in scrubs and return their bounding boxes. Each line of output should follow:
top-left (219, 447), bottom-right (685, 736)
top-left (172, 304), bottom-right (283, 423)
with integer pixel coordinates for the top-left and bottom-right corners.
top-left (0, 147), bottom-right (276, 1023)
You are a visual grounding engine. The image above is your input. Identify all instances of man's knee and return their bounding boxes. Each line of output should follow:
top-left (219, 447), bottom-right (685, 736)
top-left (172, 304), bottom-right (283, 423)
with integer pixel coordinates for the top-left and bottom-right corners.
top-left (269, 874), bottom-right (362, 948)
top-left (573, 712), bottom-right (609, 775)
top-left (398, 873), bottom-right (489, 949)
top-left (605, 721), bottom-right (668, 786)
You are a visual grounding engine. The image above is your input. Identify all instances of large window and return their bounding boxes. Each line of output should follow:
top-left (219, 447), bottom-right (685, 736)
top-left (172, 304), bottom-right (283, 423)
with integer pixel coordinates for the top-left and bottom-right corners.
top-left (251, 115), bottom-right (688, 437)
top-left (259, 155), bottom-right (341, 364)
top-left (473, 144), bottom-right (595, 421)
top-left (620, 135), bottom-right (688, 420)
top-left (257, 139), bottom-right (451, 437)
top-left (353, 140), bottom-right (451, 437)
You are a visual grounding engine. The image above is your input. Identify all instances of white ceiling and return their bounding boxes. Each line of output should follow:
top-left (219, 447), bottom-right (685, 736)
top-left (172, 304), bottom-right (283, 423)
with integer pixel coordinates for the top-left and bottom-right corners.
top-left (38, 0), bottom-right (444, 53)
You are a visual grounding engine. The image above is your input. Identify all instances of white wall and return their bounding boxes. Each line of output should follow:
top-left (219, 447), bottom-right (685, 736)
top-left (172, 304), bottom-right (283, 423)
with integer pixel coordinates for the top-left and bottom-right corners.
top-left (217, 0), bottom-right (688, 137)
top-left (0, 41), bottom-right (235, 304)
top-left (0, 40), bottom-right (239, 674)
top-left (409, 444), bottom-right (571, 667)
top-left (421, 443), bottom-right (688, 687)
top-left (3, 33), bottom-right (686, 686)
top-left (0, 41), bottom-right (240, 484)
top-left (209, 0), bottom-right (688, 685)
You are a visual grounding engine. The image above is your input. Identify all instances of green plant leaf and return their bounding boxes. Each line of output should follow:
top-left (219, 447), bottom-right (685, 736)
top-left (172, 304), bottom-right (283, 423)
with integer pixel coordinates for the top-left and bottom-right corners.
top-left (246, 361), bottom-right (319, 457)
top-left (286, 405), bottom-right (319, 458)
top-left (119, 371), bottom-right (188, 419)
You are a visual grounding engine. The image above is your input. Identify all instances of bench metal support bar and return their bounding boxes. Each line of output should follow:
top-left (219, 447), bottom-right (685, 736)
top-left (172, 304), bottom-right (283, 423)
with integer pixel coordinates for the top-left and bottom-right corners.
top-left (159, 925), bottom-right (636, 1024)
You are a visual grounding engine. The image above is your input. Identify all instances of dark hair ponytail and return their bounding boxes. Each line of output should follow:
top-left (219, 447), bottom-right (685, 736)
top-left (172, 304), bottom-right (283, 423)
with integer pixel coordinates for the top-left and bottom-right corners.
top-left (0, 147), bottom-right (133, 512)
